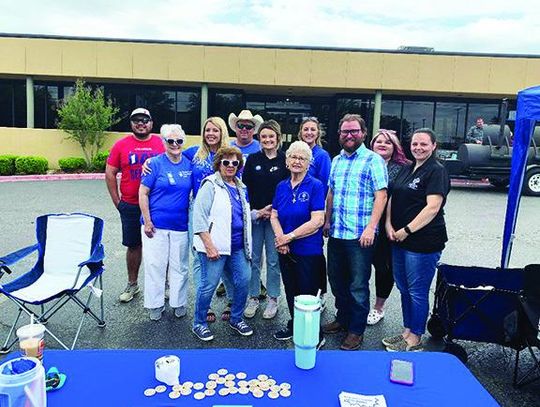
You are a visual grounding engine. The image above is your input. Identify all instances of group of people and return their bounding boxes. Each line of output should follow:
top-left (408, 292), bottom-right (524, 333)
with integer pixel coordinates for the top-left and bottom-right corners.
top-left (105, 106), bottom-right (450, 352)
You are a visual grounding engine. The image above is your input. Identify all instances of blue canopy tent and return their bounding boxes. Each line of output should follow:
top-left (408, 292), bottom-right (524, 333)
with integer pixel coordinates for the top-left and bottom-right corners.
top-left (501, 85), bottom-right (540, 268)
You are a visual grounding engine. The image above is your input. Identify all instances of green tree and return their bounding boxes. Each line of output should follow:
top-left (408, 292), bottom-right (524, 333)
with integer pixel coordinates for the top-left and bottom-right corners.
top-left (57, 79), bottom-right (120, 167)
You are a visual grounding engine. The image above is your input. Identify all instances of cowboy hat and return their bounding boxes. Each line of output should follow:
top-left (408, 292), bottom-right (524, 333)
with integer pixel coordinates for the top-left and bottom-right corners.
top-left (228, 110), bottom-right (264, 133)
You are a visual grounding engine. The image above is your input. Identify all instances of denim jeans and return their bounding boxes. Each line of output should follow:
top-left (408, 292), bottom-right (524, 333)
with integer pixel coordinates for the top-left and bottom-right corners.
top-left (188, 202), bottom-right (201, 294)
top-left (327, 237), bottom-right (374, 335)
top-left (392, 246), bottom-right (441, 336)
top-left (249, 219), bottom-right (281, 298)
top-left (194, 250), bottom-right (251, 327)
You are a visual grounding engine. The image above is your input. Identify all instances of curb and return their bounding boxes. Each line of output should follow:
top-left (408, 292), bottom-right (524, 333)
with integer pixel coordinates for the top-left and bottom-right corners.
top-left (0, 173), bottom-right (106, 182)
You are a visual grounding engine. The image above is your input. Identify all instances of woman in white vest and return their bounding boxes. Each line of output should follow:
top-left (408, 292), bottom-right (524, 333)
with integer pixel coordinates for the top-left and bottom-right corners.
top-left (192, 146), bottom-right (254, 341)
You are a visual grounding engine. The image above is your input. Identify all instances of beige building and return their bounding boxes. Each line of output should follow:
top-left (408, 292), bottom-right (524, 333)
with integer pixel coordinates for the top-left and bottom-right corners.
top-left (1, 34), bottom-right (539, 167)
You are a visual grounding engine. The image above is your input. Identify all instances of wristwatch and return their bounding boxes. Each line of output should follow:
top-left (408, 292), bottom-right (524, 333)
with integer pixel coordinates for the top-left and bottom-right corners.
top-left (404, 226), bottom-right (413, 235)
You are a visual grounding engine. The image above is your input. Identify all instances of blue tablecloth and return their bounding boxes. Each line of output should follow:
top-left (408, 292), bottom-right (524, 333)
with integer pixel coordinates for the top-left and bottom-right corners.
top-left (36, 349), bottom-right (497, 406)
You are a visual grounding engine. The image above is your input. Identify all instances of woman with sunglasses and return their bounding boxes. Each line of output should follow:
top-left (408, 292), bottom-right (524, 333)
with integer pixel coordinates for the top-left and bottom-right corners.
top-left (270, 141), bottom-right (325, 347)
top-left (192, 146), bottom-right (254, 341)
top-left (242, 120), bottom-right (289, 320)
top-left (297, 117), bottom-right (331, 308)
top-left (366, 129), bottom-right (411, 326)
top-left (139, 124), bottom-right (193, 321)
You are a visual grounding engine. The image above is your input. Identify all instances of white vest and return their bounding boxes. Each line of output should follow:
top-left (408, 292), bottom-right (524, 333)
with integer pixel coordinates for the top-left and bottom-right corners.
top-left (193, 174), bottom-right (252, 259)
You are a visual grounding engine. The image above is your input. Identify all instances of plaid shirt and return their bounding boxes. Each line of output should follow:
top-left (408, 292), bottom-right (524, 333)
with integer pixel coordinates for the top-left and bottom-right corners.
top-left (328, 144), bottom-right (388, 239)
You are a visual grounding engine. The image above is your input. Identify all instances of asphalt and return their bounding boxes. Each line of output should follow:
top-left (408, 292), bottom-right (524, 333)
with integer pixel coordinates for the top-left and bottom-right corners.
top-left (0, 180), bottom-right (539, 406)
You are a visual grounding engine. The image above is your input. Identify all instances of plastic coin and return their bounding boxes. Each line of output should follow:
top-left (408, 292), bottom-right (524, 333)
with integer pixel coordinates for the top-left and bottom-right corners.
top-left (238, 380), bottom-right (248, 387)
top-left (249, 379), bottom-right (259, 386)
top-left (267, 378), bottom-right (276, 386)
top-left (169, 391), bottom-right (181, 399)
top-left (224, 381), bottom-right (235, 388)
top-left (181, 388), bottom-right (192, 396)
top-left (260, 382), bottom-right (270, 391)
top-left (225, 373), bottom-right (235, 381)
top-left (206, 381), bottom-right (217, 389)
top-left (154, 385), bottom-right (167, 393)
top-left (238, 387), bottom-right (250, 395)
top-left (208, 373), bottom-right (219, 380)
top-left (218, 387), bottom-right (230, 396)
top-left (144, 388), bottom-right (156, 397)
top-left (194, 391), bottom-right (206, 400)
top-left (280, 382), bottom-right (291, 390)
top-left (217, 368), bottom-right (228, 375)
top-left (183, 381), bottom-right (194, 388)
top-left (204, 389), bottom-right (216, 396)
top-left (271, 385), bottom-right (281, 392)
top-left (257, 374), bottom-right (268, 381)
top-left (236, 372), bottom-right (247, 379)
top-left (193, 382), bottom-right (204, 390)
top-left (253, 389), bottom-right (264, 398)
top-left (172, 384), bottom-right (182, 392)
top-left (216, 377), bottom-right (226, 384)
top-left (268, 391), bottom-right (279, 399)
top-left (228, 387), bottom-right (239, 394)
top-left (280, 389), bottom-right (291, 397)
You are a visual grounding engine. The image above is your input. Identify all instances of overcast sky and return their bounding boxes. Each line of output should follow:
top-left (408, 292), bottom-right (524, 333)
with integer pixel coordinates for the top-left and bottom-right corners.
top-left (1, 0), bottom-right (539, 54)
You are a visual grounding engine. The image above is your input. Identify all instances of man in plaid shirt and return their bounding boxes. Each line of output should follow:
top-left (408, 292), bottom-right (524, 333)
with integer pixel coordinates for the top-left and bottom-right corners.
top-left (322, 114), bottom-right (388, 351)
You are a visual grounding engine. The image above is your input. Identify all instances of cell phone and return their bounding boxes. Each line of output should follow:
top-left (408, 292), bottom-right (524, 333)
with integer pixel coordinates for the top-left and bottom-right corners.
top-left (390, 359), bottom-right (414, 385)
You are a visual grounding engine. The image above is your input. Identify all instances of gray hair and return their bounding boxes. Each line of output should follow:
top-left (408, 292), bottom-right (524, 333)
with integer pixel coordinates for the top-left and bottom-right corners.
top-left (160, 124), bottom-right (186, 139)
top-left (286, 140), bottom-right (313, 162)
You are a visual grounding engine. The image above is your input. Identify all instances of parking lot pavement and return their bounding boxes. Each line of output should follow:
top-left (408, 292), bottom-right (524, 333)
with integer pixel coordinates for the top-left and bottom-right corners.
top-left (0, 180), bottom-right (539, 405)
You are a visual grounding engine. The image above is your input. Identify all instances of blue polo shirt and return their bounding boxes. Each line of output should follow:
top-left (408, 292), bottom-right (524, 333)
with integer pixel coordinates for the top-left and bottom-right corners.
top-left (309, 145), bottom-right (331, 195)
top-left (181, 145), bottom-right (215, 197)
top-left (272, 175), bottom-right (325, 256)
top-left (140, 153), bottom-right (193, 231)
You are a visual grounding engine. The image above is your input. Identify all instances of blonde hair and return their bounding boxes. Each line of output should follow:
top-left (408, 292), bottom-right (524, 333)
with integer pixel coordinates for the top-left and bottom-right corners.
top-left (297, 117), bottom-right (323, 147)
top-left (194, 117), bottom-right (230, 163)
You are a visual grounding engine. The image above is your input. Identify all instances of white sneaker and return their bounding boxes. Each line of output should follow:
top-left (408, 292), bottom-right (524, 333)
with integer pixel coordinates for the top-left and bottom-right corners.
top-left (148, 306), bottom-right (164, 321)
top-left (243, 297), bottom-right (259, 319)
top-left (263, 297), bottom-right (278, 319)
top-left (174, 306), bottom-right (187, 318)
top-left (119, 283), bottom-right (140, 303)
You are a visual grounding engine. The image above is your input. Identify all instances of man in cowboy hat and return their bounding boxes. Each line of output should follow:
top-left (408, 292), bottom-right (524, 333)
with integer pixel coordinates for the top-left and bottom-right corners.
top-left (228, 109), bottom-right (264, 162)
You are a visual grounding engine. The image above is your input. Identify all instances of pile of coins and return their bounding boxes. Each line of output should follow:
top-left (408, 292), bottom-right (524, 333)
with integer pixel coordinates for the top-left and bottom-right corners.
top-left (143, 368), bottom-right (292, 401)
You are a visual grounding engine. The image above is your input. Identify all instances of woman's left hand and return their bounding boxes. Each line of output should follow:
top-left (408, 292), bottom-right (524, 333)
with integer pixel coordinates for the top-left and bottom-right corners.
top-left (277, 244), bottom-right (290, 255)
top-left (275, 233), bottom-right (292, 248)
top-left (394, 228), bottom-right (409, 243)
top-left (359, 226), bottom-right (375, 248)
top-left (144, 221), bottom-right (156, 238)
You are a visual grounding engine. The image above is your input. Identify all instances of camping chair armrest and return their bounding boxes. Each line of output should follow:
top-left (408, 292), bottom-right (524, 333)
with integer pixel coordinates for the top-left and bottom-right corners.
top-left (0, 244), bottom-right (39, 267)
top-left (77, 244), bottom-right (105, 268)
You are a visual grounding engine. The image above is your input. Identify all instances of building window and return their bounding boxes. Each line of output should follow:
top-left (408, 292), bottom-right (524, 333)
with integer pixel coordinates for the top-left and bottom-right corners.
top-left (401, 100), bottom-right (434, 138)
top-left (434, 102), bottom-right (467, 150)
top-left (466, 103), bottom-right (500, 129)
top-left (380, 100), bottom-right (403, 135)
top-left (209, 91), bottom-right (244, 124)
top-left (336, 97), bottom-right (373, 136)
top-left (0, 80), bottom-right (26, 128)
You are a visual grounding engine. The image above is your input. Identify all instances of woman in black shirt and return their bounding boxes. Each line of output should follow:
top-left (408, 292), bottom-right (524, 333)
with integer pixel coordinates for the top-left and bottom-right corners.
top-left (383, 128), bottom-right (450, 352)
top-left (242, 120), bottom-right (289, 320)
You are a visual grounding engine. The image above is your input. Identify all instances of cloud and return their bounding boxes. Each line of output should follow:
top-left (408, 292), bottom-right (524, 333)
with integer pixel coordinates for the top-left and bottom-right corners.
top-left (1, 0), bottom-right (539, 54)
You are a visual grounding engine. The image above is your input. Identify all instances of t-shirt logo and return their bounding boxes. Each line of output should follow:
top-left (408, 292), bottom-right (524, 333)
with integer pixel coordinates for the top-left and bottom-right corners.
top-left (178, 170), bottom-right (192, 178)
top-left (129, 153), bottom-right (137, 165)
top-left (299, 191), bottom-right (310, 202)
top-left (269, 166), bottom-right (279, 173)
top-left (408, 177), bottom-right (420, 190)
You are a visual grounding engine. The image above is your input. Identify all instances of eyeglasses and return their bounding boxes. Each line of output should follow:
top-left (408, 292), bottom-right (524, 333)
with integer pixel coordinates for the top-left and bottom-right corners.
top-left (131, 117), bottom-right (151, 124)
top-left (165, 138), bottom-right (184, 146)
top-left (289, 155), bottom-right (308, 162)
top-left (237, 123), bottom-right (254, 130)
top-left (339, 129), bottom-right (362, 136)
top-left (221, 159), bottom-right (240, 167)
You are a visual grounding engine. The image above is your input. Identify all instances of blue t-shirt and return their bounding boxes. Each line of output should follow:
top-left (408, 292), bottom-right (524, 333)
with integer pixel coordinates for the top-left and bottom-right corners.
top-left (231, 140), bottom-right (261, 178)
top-left (272, 175), bottom-right (325, 256)
top-left (140, 153), bottom-right (193, 231)
top-left (182, 145), bottom-right (215, 197)
top-left (309, 145), bottom-right (331, 195)
top-left (225, 183), bottom-right (244, 251)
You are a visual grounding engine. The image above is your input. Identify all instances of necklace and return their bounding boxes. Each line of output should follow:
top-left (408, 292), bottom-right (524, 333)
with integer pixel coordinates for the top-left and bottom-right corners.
top-left (291, 184), bottom-right (301, 203)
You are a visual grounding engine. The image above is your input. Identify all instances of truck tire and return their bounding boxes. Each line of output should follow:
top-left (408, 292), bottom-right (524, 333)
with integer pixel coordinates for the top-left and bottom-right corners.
top-left (524, 168), bottom-right (540, 196)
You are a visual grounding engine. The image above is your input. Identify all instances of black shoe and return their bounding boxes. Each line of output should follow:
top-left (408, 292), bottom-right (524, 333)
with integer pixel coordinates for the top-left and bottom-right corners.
top-left (274, 327), bottom-right (293, 341)
top-left (216, 282), bottom-right (226, 297)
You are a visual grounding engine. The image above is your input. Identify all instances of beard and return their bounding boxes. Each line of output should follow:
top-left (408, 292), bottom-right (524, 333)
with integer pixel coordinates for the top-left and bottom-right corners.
top-left (340, 137), bottom-right (362, 153)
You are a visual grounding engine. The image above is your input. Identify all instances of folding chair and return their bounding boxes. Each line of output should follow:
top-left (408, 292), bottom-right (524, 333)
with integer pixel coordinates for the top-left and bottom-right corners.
top-left (0, 213), bottom-right (106, 353)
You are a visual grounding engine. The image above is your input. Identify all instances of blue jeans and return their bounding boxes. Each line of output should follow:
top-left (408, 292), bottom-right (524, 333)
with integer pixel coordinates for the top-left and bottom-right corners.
top-left (194, 250), bottom-right (251, 327)
top-left (249, 219), bottom-right (281, 298)
top-left (392, 246), bottom-right (441, 336)
top-left (188, 202), bottom-right (201, 294)
top-left (327, 237), bottom-right (374, 335)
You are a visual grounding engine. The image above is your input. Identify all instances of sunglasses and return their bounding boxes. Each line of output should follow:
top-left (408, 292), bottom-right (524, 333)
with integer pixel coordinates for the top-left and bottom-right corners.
top-left (165, 138), bottom-right (184, 146)
top-left (131, 117), bottom-right (151, 124)
top-left (221, 159), bottom-right (240, 167)
top-left (302, 116), bottom-right (319, 123)
top-left (237, 123), bottom-right (254, 130)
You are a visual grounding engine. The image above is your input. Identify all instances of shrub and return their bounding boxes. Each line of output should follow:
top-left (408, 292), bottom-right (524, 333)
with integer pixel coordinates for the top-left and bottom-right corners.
top-left (15, 156), bottom-right (49, 175)
top-left (58, 157), bottom-right (87, 172)
top-left (91, 150), bottom-right (109, 172)
top-left (0, 155), bottom-right (18, 175)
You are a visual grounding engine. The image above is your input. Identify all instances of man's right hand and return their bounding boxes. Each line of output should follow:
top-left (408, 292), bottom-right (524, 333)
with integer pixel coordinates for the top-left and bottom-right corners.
top-left (323, 220), bottom-right (330, 238)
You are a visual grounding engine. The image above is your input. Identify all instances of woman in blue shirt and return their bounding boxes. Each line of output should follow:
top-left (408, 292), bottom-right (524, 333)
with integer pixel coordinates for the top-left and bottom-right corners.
top-left (296, 117), bottom-right (331, 307)
top-left (139, 124), bottom-right (193, 321)
top-left (270, 141), bottom-right (326, 345)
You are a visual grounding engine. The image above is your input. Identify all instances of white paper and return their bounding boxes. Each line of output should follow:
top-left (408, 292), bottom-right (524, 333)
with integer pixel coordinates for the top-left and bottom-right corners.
top-left (339, 391), bottom-right (387, 407)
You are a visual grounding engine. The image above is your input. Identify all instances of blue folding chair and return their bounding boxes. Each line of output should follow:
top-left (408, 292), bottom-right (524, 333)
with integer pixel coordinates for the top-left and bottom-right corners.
top-left (0, 213), bottom-right (106, 353)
